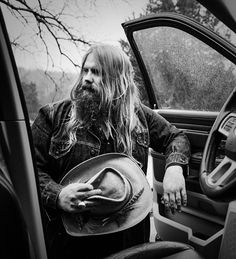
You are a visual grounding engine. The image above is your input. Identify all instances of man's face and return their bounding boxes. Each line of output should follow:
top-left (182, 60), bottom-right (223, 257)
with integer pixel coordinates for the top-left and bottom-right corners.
top-left (75, 53), bottom-right (106, 126)
top-left (82, 53), bottom-right (101, 89)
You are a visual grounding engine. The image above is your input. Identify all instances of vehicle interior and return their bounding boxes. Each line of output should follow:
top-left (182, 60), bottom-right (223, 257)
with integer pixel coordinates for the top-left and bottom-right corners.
top-left (1, 0), bottom-right (236, 259)
top-left (121, 0), bottom-right (236, 258)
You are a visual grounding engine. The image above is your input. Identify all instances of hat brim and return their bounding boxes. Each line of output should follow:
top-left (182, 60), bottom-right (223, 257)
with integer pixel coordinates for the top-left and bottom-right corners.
top-left (60, 153), bottom-right (153, 236)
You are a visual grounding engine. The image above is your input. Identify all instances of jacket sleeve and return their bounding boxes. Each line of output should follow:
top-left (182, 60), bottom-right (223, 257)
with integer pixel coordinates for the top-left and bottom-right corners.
top-left (31, 104), bottom-right (63, 209)
top-left (142, 105), bottom-right (191, 174)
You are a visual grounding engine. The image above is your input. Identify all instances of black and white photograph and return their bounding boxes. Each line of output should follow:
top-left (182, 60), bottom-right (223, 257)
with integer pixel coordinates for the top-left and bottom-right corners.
top-left (0, 1), bottom-right (236, 258)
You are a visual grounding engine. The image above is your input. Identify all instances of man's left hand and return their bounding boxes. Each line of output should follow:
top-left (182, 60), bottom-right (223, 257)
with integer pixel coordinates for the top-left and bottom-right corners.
top-left (162, 165), bottom-right (187, 214)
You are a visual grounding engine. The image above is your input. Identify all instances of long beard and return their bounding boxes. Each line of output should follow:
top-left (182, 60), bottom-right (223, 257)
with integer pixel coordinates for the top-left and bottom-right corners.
top-left (75, 84), bottom-right (108, 128)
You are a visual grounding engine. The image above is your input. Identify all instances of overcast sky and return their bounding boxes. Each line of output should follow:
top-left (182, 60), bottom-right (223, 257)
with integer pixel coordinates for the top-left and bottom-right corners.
top-left (2, 0), bottom-right (149, 72)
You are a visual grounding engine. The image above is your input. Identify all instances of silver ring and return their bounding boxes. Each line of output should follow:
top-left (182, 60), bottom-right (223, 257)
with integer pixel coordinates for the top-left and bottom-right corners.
top-left (77, 201), bottom-right (86, 208)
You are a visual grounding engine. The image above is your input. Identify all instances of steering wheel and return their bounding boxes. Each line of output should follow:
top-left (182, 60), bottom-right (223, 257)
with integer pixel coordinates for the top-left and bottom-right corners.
top-left (200, 88), bottom-right (236, 198)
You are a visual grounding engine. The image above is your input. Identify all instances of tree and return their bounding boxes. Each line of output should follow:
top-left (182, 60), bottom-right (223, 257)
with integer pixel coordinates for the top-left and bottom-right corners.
top-left (144, 0), bottom-right (220, 32)
top-left (0, 0), bottom-right (94, 110)
top-left (0, 0), bottom-right (91, 68)
top-left (21, 81), bottom-right (41, 121)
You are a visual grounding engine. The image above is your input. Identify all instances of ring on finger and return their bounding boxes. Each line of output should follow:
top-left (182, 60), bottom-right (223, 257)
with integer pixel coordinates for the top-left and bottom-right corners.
top-left (78, 200), bottom-right (86, 208)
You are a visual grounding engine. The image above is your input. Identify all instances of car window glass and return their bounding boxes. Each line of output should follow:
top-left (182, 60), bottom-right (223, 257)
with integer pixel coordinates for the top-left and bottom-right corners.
top-left (133, 27), bottom-right (236, 111)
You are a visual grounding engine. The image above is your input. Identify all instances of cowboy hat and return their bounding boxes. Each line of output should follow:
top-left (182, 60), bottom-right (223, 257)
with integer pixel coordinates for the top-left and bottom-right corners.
top-left (59, 153), bottom-right (152, 236)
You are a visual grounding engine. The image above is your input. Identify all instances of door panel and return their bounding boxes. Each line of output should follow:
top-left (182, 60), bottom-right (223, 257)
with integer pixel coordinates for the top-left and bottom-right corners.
top-left (153, 109), bottom-right (218, 185)
top-left (0, 8), bottom-right (48, 259)
top-left (123, 12), bottom-right (236, 258)
top-left (153, 109), bottom-right (226, 200)
top-left (151, 109), bottom-right (227, 258)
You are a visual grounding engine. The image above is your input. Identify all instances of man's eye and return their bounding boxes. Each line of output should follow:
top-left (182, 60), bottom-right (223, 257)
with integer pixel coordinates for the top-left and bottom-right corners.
top-left (92, 69), bottom-right (99, 75)
top-left (83, 68), bottom-right (88, 73)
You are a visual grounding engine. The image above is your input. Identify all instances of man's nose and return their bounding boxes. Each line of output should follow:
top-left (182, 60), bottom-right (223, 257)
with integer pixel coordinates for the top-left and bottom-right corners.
top-left (84, 70), bottom-right (94, 83)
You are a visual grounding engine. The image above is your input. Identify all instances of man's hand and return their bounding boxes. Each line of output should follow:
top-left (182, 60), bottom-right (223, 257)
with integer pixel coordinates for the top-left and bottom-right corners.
top-left (162, 165), bottom-right (187, 213)
top-left (57, 182), bottom-right (102, 213)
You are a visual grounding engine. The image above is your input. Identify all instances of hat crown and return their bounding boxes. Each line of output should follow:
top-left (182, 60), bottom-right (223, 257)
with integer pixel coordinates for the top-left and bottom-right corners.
top-left (87, 167), bottom-right (132, 216)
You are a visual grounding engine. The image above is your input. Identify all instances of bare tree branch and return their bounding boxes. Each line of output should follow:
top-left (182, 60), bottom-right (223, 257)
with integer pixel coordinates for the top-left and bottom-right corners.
top-left (1, 0), bottom-right (91, 68)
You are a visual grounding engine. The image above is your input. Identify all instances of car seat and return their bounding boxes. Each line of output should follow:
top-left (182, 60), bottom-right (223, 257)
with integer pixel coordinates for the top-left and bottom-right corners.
top-left (104, 241), bottom-right (204, 259)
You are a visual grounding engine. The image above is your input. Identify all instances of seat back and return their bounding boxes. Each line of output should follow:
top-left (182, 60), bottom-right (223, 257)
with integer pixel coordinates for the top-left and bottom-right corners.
top-left (103, 241), bottom-right (204, 259)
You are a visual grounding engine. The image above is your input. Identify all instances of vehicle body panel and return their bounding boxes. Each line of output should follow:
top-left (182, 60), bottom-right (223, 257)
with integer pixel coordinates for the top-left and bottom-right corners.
top-left (0, 9), bottom-right (47, 259)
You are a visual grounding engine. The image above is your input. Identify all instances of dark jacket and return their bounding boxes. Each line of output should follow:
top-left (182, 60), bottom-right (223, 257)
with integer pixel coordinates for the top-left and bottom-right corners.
top-left (31, 99), bottom-right (190, 259)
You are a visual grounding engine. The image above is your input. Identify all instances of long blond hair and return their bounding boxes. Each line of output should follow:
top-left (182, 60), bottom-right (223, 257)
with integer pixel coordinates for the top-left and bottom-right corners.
top-left (67, 44), bottom-right (140, 157)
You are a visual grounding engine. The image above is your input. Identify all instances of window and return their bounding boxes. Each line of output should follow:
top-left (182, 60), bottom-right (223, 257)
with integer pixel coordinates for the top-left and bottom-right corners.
top-left (133, 27), bottom-right (236, 111)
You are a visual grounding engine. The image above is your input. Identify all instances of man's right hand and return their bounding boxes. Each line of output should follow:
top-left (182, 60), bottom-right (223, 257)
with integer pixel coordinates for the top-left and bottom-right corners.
top-left (57, 182), bottom-right (102, 213)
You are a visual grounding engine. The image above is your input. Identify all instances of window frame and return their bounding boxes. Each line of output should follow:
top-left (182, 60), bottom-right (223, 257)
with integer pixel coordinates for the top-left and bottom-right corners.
top-left (122, 12), bottom-right (236, 109)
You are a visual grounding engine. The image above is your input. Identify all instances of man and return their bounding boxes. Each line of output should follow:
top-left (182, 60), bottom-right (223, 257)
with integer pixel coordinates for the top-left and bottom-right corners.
top-left (32, 44), bottom-right (190, 259)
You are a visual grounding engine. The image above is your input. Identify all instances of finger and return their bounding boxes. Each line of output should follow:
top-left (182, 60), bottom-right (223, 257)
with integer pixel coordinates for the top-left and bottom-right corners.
top-left (82, 188), bottom-right (102, 199)
top-left (72, 200), bottom-right (97, 212)
top-left (162, 193), bottom-right (170, 212)
top-left (71, 200), bottom-right (82, 210)
top-left (72, 200), bottom-right (88, 210)
top-left (161, 196), bottom-right (165, 204)
top-left (83, 200), bottom-right (96, 208)
top-left (74, 188), bottom-right (102, 200)
top-left (181, 189), bottom-right (187, 207)
top-left (175, 191), bottom-right (182, 212)
top-left (75, 183), bottom-right (93, 191)
top-left (169, 192), bottom-right (176, 214)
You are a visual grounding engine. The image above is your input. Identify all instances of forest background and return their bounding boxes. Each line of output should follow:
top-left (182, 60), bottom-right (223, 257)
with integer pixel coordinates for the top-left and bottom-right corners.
top-left (1, 0), bottom-right (236, 121)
